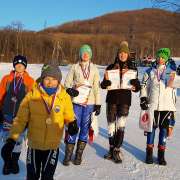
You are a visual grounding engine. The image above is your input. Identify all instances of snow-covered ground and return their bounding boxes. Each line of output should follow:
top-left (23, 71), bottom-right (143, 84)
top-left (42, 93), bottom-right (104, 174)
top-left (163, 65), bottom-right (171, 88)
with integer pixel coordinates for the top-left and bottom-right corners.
top-left (0, 62), bottom-right (180, 180)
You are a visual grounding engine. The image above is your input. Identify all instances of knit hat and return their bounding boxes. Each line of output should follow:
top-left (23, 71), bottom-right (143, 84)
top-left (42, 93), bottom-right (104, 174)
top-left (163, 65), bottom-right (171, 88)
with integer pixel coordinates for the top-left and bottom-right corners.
top-left (41, 64), bottom-right (62, 82)
top-left (79, 44), bottom-right (92, 60)
top-left (156, 48), bottom-right (171, 62)
top-left (118, 41), bottom-right (130, 55)
top-left (13, 55), bottom-right (27, 68)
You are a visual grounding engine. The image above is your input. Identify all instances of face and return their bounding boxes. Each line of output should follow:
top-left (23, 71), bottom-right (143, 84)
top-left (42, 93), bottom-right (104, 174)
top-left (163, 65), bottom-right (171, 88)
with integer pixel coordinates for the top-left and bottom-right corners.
top-left (157, 57), bottom-right (166, 65)
top-left (15, 64), bottom-right (26, 73)
top-left (81, 52), bottom-right (90, 61)
top-left (118, 52), bottom-right (128, 62)
top-left (43, 76), bottom-right (59, 88)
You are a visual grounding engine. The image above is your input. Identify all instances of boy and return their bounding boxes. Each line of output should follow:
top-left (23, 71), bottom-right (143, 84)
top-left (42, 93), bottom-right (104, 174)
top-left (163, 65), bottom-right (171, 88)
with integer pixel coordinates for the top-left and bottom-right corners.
top-left (0, 55), bottom-right (34, 174)
top-left (1, 64), bottom-right (78, 179)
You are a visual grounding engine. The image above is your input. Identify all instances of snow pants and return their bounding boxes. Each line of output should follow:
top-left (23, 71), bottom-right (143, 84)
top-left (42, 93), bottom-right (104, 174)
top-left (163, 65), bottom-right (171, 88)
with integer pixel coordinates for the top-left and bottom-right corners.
top-left (26, 147), bottom-right (59, 180)
top-left (106, 103), bottom-right (129, 136)
top-left (67, 103), bottom-right (94, 144)
top-left (147, 111), bottom-right (175, 147)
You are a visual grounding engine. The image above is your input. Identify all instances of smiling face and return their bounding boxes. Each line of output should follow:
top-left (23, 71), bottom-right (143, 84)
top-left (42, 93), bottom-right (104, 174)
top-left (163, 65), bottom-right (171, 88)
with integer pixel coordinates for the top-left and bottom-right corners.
top-left (43, 76), bottom-right (59, 88)
top-left (14, 64), bottom-right (26, 73)
top-left (118, 52), bottom-right (128, 62)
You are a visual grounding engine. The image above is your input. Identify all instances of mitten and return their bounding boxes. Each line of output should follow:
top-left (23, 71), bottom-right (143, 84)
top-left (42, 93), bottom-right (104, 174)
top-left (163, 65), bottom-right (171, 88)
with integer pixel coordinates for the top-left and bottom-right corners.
top-left (66, 88), bottom-right (79, 97)
top-left (100, 80), bottom-right (111, 89)
top-left (140, 97), bottom-right (149, 110)
top-left (1, 138), bottom-right (16, 161)
top-left (93, 105), bottom-right (101, 116)
top-left (68, 120), bottom-right (79, 136)
top-left (130, 79), bottom-right (141, 92)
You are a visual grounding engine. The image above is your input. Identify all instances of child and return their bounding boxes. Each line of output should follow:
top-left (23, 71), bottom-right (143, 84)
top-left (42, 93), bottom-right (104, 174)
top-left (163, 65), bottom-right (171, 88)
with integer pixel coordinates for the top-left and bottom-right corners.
top-left (101, 41), bottom-right (140, 163)
top-left (0, 55), bottom-right (34, 174)
top-left (140, 48), bottom-right (176, 165)
top-left (1, 64), bottom-right (78, 179)
top-left (63, 44), bottom-right (101, 166)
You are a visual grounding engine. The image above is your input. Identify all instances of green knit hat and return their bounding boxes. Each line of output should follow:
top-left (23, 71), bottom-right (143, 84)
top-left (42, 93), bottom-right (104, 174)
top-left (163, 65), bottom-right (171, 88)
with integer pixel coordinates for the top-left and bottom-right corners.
top-left (118, 41), bottom-right (130, 55)
top-left (79, 44), bottom-right (92, 60)
top-left (156, 48), bottom-right (171, 62)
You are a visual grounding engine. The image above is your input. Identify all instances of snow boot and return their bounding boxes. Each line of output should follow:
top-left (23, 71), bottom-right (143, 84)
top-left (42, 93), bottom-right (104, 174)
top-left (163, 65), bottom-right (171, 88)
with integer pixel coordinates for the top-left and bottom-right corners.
top-left (11, 152), bottom-right (20, 174)
top-left (63, 143), bottom-right (75, 166)
top-left (158, 149), bottom-right (167, 166)
top-left (145, 146), bottom-right (153, 164)
top-left (104, 146), bottom-right (114, 160)
top-left (112, 147), bottom-right (122, 163)
top-left (2, 161), bottom-right (11, 175)
top-left (74, 140), bottom-right (86, 165)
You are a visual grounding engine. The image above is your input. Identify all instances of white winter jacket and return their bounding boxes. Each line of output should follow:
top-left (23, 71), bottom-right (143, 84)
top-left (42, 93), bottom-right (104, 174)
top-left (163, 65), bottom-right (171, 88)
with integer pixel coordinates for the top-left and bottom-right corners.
top-left (64, 62), bottom-right (101, 105)
top-left (140, 64), bottom-right (176, 131)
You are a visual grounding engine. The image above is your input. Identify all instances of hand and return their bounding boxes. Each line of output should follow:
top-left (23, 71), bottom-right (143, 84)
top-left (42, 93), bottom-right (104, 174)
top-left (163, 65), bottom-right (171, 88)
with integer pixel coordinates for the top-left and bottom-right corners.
top-left (68, 120), bottom-right (79, 136)
top-left (140, 97), bottom-right (149, 110)
top-left (93, 105), bottom-right (101, 116)
top-left (100, 80), bottom-right (111, 89)
top-left (167, 127), bottom-right (173, 138)
top-left (130, 79), bottom-right (141, 92)
top-left (66, 88), bottom-right (79, 97)
top-left (1, 138), bottom-right (16, 161)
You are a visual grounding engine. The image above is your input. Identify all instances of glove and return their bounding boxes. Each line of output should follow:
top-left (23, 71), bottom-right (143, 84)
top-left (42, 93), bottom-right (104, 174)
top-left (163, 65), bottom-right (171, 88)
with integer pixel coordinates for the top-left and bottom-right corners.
top-left (1, 138), bottom-right (16, 161)
top-left (68, 120), bottom-right (79, 136)
top-left (66, 88), bottom-right (79, 97)
top-left (0, 110), bottom-right (4, 125)
top-left (140, 97), bottom-right (149, 110)
top-left (100, 80), bottom-right (111, 89)
top-left (93, 105), bottom-right (101, 116)
top-left (130, 79), bottom-right (141, 92)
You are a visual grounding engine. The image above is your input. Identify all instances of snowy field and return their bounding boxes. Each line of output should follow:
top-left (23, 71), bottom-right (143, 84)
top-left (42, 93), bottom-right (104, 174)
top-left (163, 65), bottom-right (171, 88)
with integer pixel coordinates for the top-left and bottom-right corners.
top-left (0, 62), bottom-right (180, 180)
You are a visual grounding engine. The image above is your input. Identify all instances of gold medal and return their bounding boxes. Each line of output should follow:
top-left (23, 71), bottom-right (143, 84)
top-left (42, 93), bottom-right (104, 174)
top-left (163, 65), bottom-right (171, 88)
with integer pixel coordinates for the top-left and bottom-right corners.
top-left (46, 117), bottom-right (52, 124)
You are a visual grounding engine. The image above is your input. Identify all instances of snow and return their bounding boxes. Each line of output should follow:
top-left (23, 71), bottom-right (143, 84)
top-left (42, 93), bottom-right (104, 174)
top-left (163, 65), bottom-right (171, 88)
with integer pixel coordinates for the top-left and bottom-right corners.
top-left (0, 62), bottom-right (180, 180)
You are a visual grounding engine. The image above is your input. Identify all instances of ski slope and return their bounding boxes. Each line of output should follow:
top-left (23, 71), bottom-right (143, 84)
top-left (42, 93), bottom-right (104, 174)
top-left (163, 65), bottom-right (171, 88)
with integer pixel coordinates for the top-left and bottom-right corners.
top-left (0, 62), bottom-right (180, 180)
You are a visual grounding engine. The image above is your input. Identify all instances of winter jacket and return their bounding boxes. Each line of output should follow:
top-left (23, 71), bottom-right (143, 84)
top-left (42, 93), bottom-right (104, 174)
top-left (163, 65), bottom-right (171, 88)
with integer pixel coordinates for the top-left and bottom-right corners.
top-left (0, 71), bottom-right (34, 117)
top-left (140, 61), bottom-right (176, 132)
top-left (64, 62), bottom-right (101, 105)
top-left (101, 58), bottom-right (139, 105)
top-left (9, 84), bottom-right (75, 150)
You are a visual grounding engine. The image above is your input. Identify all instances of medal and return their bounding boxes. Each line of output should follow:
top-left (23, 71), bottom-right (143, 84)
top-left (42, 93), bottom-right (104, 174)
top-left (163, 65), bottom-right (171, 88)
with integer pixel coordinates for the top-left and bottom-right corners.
top-left (40, 85), bottom-right (58, 125)
top-left (46, 117), bottom-right (52, 124)
top-left (11, 96), bottom-right (17, 103)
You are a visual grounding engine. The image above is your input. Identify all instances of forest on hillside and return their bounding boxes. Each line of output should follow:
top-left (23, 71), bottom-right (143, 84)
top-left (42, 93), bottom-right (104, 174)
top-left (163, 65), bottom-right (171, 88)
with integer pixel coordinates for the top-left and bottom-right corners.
top-left (0, 9), bottom-right (180, 65)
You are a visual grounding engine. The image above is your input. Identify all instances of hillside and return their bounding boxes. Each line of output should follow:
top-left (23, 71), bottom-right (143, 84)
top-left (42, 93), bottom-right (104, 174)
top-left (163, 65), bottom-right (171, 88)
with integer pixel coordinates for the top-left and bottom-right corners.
top-left (42, 8), bottom-right (180, 34)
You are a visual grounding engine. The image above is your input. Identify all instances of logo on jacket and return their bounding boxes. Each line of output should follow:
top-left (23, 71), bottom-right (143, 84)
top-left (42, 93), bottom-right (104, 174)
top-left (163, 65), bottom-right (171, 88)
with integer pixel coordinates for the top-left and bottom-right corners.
top-left (54, 105), bottom-right (60, 113)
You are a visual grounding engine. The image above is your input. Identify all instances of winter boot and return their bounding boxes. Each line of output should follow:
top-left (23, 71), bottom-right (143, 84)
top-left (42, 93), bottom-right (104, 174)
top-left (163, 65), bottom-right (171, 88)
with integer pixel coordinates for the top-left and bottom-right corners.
top-left (104, 146), bottom-right (114, 160)
top-left (158, 149), bottom-right (167, 166)
top-left (63, 143), bottom-right (75, 166)
top-left (2, 161), bottom-right (11, 175)
top-left (145, 145), bottom-right (153, 164)
top-left (104, 136), bottom-right (114, 160)
top-left (112, 147), bottom-right (122, 163)
top-left (11, 152), bottom-right (20, 174)
top-left (74, 140), bottom-right (86, 165)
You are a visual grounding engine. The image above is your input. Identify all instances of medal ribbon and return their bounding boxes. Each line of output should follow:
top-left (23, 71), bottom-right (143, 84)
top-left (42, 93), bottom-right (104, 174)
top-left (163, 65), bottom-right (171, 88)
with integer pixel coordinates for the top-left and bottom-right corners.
top-left (80, 62), bottom-right (90, 80)
top-left (41, 90), bottom-right (57, 115)
top-left (156, 66), bottom-right (166, 82)
top-left (13, 72), bottom-right (23, 95)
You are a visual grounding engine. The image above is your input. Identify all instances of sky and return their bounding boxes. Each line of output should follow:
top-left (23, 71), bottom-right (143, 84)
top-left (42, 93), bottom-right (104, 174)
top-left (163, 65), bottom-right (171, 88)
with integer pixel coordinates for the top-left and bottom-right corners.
top-left (0, 0), bottom-right (152, 31)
